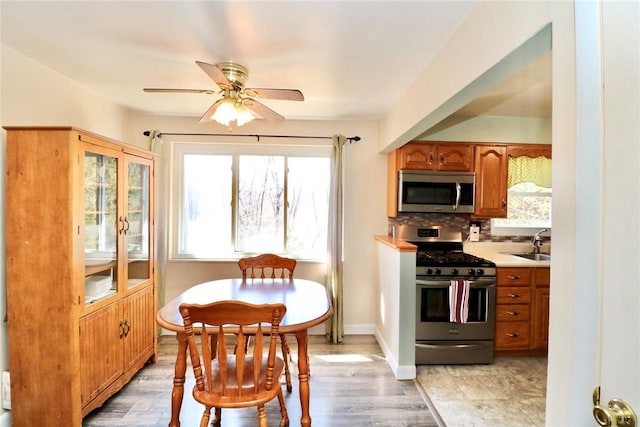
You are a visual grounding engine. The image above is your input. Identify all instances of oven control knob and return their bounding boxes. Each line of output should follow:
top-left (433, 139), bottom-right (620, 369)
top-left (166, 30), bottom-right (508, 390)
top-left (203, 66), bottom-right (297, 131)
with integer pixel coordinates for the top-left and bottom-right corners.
top-left (477, 269), bottom-right (485, 276)
top-left (451, 268), bottom-right (458, 275)
top-left (434, 268), bottom-right (442, 275)
top-left (468, 269), bottom-right (476, 276)
top-left (426, 268), bottom-right (433, 275)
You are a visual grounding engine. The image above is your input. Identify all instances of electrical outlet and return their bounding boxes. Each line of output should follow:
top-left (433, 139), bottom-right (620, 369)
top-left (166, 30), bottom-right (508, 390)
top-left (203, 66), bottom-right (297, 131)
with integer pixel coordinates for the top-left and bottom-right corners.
top-left (2, 371), bottom-right (10, 410)
top-left (469, 225), bottom-right (480, 242)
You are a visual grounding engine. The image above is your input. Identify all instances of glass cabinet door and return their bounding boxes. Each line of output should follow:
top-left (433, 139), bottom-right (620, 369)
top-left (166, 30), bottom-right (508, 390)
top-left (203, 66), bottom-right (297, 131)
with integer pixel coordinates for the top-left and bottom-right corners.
top-left (124, 156), bottom-right (152, 289)
top-left (84, 150), bottom-right (119, 305)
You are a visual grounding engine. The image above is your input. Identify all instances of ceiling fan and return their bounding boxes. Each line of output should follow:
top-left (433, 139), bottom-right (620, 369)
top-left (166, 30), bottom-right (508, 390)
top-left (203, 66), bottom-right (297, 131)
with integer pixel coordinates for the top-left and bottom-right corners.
top-left (144, 61), bottom-right (304, 125)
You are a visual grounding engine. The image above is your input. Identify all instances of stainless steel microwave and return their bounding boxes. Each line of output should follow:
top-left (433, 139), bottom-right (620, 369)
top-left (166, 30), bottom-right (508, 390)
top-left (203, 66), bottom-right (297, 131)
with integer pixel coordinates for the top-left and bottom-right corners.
top-left (398, 170), bottom-right (475, 213)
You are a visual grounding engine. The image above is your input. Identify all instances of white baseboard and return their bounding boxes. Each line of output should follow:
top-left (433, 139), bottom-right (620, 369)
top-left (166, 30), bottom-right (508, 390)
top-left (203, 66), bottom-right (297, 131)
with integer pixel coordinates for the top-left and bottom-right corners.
top-left (0, 410), bottom-right (10, 427)
top-left (374, 328), bottom-right (416, 380)
top-left (160, 323), bottom-right (377, 336)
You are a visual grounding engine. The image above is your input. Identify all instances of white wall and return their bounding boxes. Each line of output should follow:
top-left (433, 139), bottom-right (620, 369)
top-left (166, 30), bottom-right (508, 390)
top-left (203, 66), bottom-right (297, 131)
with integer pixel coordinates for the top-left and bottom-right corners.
top-left (379, 1), bottom-right (616, 425)
top-left (0, 7), bottom-right (8, 425)
top-left (126, 114), bottom-right (389, 334)
top-left (0, 44), bottom-right (141, 427)
top-left (419, 115), bottom-right (551, 144)
top-left (2, 47), bottom-right (134, 143)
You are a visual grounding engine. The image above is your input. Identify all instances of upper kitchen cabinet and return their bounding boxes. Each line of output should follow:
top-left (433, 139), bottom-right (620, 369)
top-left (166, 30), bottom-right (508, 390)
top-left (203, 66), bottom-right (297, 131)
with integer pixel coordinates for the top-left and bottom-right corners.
top-left (4, 126), bottom-right (157, 424)
top-left (507, 144), bottom-right (551, 159)
top-left (474, 145), bottom-right (508, 218)
top-left (398, 141), bottom-right (474, 171)
top-left (387, 141), bottom-right (474, 216)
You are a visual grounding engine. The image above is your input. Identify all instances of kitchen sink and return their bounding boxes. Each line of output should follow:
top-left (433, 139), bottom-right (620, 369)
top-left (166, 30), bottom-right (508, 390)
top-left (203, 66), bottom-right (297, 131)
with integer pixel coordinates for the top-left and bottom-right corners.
top-left (509, 253), bottom-right (551, 261)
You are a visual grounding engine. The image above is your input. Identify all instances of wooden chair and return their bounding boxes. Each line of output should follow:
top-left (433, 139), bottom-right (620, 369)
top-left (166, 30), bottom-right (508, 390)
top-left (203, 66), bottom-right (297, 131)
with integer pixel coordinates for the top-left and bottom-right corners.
top-left (238, 253), bottom-right (297, 280)
top-left (238, 254), bottom-right (296, 392)
top-left (179, 301), bottom-right (289, 427)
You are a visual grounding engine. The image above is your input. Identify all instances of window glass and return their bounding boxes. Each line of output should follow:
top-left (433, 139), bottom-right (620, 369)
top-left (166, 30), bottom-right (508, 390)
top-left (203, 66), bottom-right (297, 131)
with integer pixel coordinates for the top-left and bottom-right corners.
top-left (492, 181), bottom-right (552, 235)
top-left (180, 154), bottom-right (233, 257)
top-left (492, 155), bottom-right (552, 236)
top-left (287, 157), bottom-right (330, 258)
top-left (173, 143), bottom-right (330, 260)
top-left (237, 155), bottom-right (285, 253)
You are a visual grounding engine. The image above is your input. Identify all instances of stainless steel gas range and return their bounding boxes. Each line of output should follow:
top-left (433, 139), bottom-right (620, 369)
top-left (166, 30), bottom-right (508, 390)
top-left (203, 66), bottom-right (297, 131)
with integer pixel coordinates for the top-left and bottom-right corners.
top-left (396, 225), bottom-right (496, 365)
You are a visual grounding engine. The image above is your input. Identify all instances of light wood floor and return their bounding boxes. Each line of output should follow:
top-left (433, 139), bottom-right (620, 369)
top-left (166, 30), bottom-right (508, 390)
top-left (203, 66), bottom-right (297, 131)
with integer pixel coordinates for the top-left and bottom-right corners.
top-left (83, 335), bottom-right (438, 427)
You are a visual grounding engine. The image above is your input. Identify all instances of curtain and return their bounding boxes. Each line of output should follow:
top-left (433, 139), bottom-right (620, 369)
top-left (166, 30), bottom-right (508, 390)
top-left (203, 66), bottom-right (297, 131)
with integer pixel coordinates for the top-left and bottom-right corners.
top-left (147, 130), bottom-right (169, 335)
top-left (325, 134), bottom-right (347, 344)
top-left (508, 155), bottom-right (552, 188)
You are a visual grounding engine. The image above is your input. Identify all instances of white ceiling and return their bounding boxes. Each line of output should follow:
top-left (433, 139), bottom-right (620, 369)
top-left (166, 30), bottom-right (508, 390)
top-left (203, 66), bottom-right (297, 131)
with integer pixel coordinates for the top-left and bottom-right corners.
top-left (1, 1), bottom-right (550, 124)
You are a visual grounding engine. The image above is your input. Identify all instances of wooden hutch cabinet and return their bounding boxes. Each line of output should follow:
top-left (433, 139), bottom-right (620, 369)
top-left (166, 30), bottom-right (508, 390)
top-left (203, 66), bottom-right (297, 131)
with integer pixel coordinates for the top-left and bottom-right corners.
top-left (5, 126), bottom-right (157, 424)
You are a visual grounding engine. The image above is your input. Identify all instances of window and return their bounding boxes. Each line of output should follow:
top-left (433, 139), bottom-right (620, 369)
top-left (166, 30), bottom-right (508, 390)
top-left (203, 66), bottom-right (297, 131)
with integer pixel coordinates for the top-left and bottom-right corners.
top-left (492, 155), bottom-right (552, 236)
top-left (172, 142), bottom-right (331, 260)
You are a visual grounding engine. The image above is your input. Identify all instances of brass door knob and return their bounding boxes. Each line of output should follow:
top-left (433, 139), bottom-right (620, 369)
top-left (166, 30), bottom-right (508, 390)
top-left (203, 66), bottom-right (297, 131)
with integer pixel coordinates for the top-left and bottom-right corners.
top-left (593, 387), bottom-right (637, 426)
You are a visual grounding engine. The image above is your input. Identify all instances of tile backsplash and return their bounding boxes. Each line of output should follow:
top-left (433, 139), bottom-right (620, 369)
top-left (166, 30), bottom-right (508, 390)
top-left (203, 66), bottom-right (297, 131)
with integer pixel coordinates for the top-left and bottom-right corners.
top-left (388, 213), bottom-right (547, 243)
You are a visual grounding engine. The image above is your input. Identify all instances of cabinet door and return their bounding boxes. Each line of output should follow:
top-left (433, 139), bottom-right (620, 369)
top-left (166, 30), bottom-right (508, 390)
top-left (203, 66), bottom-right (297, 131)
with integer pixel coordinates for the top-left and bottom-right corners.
top-left (436, 143), bottom-right (474, 171)
top-left (122, 285), bottom-right (156, 372)
top-left (532, 288), bottom-right (550, 350)
top-left (123, 155), bottom-right (154, 291)
top-left (83, 145), bottom-right (121, 306)
top-left (474, 145), bottom-right (508, 217)
top-left (399, 143), bottom-right (435, 169)
top-left (79, 302), bottom-right (124, 407)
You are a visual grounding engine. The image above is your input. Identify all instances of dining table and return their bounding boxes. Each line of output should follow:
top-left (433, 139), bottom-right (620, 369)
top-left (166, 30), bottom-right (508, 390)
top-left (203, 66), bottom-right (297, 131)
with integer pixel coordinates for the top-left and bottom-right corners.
top-left (156, 277), bottom-right (333, 427)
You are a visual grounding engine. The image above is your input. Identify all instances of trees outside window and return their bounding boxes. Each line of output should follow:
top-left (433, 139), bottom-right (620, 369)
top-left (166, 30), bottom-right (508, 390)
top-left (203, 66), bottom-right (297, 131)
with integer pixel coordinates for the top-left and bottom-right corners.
top-left (174, 144), bottom-right (330, 260)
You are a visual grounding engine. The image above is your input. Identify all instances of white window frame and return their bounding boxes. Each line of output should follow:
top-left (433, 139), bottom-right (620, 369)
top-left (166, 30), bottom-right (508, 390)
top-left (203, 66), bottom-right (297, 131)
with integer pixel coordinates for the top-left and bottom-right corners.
top-left (170, 141), bottom-right (331, 260)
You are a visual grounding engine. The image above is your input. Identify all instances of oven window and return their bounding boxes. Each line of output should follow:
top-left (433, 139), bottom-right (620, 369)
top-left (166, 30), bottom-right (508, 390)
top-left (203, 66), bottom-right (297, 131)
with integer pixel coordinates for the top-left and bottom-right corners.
top-left (419, 287), bottom-right (488, 322)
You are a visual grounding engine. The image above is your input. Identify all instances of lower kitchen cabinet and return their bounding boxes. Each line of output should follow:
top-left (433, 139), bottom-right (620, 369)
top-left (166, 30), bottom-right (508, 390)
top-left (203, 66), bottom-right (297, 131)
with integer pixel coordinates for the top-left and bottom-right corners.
top-left (496, 267), bottom-right (550, 355)
top-left (532, 268), bottom-right (551, 350)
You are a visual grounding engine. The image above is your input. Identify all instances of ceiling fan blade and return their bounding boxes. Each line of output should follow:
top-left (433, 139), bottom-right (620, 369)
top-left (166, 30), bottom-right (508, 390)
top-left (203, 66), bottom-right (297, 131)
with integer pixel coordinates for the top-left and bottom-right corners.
top-left (198, 99), bottom-right (224, 124)
top-left (245, 88), bottom-right (304, 101)
top-left (196, 61), bottom-right (232, 89)
top-left (242, 98), bottom-right (285, 121)
top-left (143, 88), bottom-right (216, 94)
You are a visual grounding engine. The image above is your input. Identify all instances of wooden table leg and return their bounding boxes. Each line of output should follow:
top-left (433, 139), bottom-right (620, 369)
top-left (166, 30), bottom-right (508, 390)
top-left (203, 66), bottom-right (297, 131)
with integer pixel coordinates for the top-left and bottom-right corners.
top-left (295, 329), bottom-right (311, 427)
top-left (169, 332), bottom-right (188, 427)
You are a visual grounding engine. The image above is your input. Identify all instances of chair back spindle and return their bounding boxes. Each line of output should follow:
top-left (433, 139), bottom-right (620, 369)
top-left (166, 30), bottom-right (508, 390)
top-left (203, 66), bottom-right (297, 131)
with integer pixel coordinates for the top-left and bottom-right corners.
top-left (178, 301), bottom-right (289, 426)
top-left (238, 254), bottom-right (297, 280)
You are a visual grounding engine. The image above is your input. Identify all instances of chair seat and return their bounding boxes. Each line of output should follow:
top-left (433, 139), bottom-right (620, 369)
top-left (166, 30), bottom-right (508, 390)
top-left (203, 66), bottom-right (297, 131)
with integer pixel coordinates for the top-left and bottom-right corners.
top-left (193, 355), bottom-right (286, 408)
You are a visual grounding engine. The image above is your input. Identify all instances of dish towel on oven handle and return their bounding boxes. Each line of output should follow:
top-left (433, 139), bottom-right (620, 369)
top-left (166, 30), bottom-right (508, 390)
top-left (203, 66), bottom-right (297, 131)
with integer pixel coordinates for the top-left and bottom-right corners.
top-left (449, 279), bottom-right (470, 323)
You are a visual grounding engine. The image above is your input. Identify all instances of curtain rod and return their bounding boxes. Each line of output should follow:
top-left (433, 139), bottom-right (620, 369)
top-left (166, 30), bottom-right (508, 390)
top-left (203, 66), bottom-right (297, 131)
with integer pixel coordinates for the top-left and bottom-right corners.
top-left (143, 130), bottom-right (361, 143)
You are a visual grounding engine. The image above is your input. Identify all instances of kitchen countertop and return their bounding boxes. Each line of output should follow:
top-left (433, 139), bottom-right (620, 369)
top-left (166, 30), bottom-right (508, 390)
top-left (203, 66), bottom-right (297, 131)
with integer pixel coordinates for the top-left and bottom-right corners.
top-left (374, 236), bottom-right (551, 267)
top-left (463, 241), bottom-right (551, 267)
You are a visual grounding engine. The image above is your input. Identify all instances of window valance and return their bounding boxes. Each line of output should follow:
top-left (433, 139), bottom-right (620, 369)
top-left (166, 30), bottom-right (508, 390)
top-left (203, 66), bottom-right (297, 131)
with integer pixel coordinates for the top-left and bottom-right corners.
top-left (508, 156), bottom-right (552, 188)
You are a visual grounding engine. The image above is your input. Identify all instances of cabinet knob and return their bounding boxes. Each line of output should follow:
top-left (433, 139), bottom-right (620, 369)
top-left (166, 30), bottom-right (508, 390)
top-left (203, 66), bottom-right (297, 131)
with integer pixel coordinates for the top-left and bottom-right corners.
top-left (507, 293), bottom-right (521, 298)
top-left (506, 311), bottom-right (520, 316)
top-left (507, 275), bottom-right (521, 280)
top-left (506, 332), bottom-right (520, 338)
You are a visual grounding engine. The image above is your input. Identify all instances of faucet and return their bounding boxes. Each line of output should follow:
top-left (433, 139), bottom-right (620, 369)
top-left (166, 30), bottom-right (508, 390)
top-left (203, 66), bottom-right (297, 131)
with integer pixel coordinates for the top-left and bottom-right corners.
top-left (532, 228), bottom-right (548, 253)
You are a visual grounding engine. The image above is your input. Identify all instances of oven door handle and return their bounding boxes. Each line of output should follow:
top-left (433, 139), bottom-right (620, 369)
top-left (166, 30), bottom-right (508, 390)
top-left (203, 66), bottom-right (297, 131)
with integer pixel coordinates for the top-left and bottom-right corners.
top-left (416, 278), bottom-right (496, 288)
top-left (416, 342), bottom-right (492, 350)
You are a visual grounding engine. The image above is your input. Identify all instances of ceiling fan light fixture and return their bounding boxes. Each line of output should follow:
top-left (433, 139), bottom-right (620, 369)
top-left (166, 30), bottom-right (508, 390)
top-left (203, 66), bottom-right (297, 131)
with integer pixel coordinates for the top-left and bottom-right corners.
top-left (211, 98), bottom-right (235, 126)
top-left (234, 102), bottom-right (255, 126)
